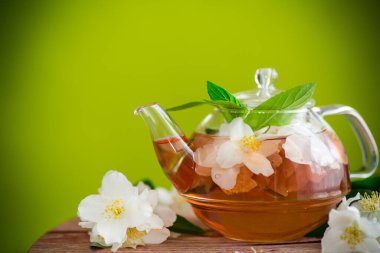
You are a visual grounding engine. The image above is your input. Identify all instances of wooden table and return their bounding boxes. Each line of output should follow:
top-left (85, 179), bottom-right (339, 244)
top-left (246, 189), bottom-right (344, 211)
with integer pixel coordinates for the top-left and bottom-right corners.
top-left (30, 219), bottom-right (322, 252)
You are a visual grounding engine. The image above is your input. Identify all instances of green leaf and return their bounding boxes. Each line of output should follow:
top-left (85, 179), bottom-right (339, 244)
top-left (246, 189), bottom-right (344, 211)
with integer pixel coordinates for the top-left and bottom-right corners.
top-left (90, 242), bottom-right (108, 248)
top-left (205, 128), bottom-right (219, 134)
top-left (351, 176), bottom-right (380, 191)
top-left (206, 80), bottom-right (247, 122)
top-left (140, 179), bottom-right (155, 189)
top-left (207, 81), bottom-right (244, 107)
top-left (245, 83), bottom-right (316, 131)
top-left (169, 215), bottom-right (205, 235)
top-left (207, 100), bottom-right (248, 122)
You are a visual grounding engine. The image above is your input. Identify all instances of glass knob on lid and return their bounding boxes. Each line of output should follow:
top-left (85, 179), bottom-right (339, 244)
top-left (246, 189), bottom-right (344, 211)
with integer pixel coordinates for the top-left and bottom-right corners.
top-left (255, 68), bottom-right (278, 98)
top-left (235, 67), bottom-right (281, 109)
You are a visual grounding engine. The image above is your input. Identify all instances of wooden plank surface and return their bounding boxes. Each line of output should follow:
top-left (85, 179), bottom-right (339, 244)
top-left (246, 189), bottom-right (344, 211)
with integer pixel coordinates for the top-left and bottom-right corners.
top-left (30, 218), bottom-right (322, 253)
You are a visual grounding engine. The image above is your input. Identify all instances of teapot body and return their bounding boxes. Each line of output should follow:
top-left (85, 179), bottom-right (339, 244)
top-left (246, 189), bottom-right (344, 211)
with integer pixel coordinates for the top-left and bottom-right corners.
top-left (137, 68), bottom-right (377, 242)
top-left (153, 108), bottom-right (351, 241)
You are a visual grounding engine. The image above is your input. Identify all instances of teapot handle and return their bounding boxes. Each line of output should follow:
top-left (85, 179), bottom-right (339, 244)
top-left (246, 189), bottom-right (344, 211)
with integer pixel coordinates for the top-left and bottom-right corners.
top-left (315, 105), bottom-right (378, 181)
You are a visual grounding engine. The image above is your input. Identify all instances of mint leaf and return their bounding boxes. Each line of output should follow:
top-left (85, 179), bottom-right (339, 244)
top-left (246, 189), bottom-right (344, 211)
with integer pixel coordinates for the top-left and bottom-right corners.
top-left (207, 81), bottom-right (247, 121)
top-left (207, 81), bottom-right (244, 107)
top-left (245, 83), bottom-right (316, 131)
top-left (169, 215), bottom-right (205, 235)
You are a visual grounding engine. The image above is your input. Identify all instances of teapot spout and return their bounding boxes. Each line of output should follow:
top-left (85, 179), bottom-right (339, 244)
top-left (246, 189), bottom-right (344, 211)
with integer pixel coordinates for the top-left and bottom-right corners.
top-left (135, 103), bottom-right (195, 193)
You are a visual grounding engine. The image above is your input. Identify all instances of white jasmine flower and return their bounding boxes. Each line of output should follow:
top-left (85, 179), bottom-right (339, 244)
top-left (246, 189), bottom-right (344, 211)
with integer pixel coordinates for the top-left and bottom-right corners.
top-left (322, 194), bottom-right (380, 253)
top-left (194, 117), bottom-right (280, 190)
top-left (353, 191), bottom-right (380, 221)
top-left (78, 171), bottom-right (171, 251)
top-left (280, 124), bottom-right (340, 173)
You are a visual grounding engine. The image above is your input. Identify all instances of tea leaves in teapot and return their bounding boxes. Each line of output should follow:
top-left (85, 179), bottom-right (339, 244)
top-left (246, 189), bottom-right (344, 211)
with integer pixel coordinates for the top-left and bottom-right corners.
top-left (245, 83), bottom-right (316, 131)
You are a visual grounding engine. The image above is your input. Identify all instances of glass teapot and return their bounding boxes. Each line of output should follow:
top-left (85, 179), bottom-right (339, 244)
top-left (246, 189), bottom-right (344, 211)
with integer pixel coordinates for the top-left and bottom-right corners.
top-left (135, 68), bottom-right (378, 242)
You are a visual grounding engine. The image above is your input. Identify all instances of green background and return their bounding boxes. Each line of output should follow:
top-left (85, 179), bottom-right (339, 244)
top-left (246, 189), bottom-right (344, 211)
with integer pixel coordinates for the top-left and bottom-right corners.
top-left (0, 0), bottom-right (379, 252)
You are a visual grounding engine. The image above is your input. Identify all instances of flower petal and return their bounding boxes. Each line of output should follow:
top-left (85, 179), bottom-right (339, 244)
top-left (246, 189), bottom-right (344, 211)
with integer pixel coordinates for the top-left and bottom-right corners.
top-left (136, 214), bottom-right (164, 231)
top-left (99, 170), bottom-right (136, 199)
top-left (96, 220), bottom-right (127, 245)
top-left (360, 216), bottom-right (380, 238)
top-left (154, 205), bottom-right (177, 227)
top-left (195, 165), bottom-right (212, 176)
top-left (124, 193), bottom-right (154, 228)
top-left (211, 166), bottom-right (240, 190)
top-left (194, 143), bottom-right (218, 168)
top-left (78, 195), bottom-right (107, 223)
top-left (216, 141), bottom-right (244, 168)
top-left (89, 226), bottom-right (120, 250)
top-left (137, 181), bottom-right (150, 193)
top-left (78, 221), bottom-right (95, 229)
top-left (142, 228), bottom-right (170, 245)
top-left (156, 187), bottom-right (174, 206)
top-left (244, 152), bottom-right (274, 176)
top-left (283, 134), bottom-right (312, 165)
top-left (147, 189), bottom-right (159, 209)
top-left (356, 238), bottom-right (380, 253)
top-left (321, 227), bottom-right (351, 253)
top-left (169, 189), bottom-right (209, 230)
top-left (310, 136), bottom-right (336, 167)
top-left (219, 117), bottom-right (253, 140)
top-left (259, 140), bottom-right (281, 157)
top-left (328, 208), bottom-right (361, 230)
top-left (338, 193), bottom-right (360, 210)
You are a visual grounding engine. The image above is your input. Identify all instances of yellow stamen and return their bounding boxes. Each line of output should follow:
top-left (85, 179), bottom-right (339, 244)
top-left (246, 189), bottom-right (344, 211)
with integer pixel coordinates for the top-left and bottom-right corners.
top-left (104, 199), bottom-right (125, 219)
top-left (340, 223), bottom-right (364, 249)
top-left (127, 228), bottom-right (147, 241)
top-left (359, 191), bottom-right (380, 213)
top-left (241, 135), bottom-right (261, 152)
top-left (123, 228), bottom-right (148, 247)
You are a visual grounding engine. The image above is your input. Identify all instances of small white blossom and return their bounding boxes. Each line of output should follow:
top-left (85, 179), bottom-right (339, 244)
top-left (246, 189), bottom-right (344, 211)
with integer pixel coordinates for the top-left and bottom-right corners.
top-left (353, 191), bottom-right (380, 221)
top-left (78, 171), bottom-right (174, 251)
top-left (322, 193), bottom-right (380, 253)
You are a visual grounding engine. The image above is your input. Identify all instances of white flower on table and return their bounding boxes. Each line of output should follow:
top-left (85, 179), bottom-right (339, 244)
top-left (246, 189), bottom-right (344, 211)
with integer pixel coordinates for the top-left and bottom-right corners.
top-left (352, 191), bottom-right (380, 223)
top-left (194, 117), bottom-right (280, 190)
top-left (322, 193), bottom-right (380, 253)
top-left (78, 171), bottom-right (176, 251)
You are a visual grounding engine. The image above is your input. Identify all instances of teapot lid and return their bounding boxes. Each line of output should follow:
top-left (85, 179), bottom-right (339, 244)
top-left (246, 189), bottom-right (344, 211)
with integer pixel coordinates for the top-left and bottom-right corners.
top-left (235, 68), bottom-right (314, 109)
top-left (234, 68), bottom-right (282, 109)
